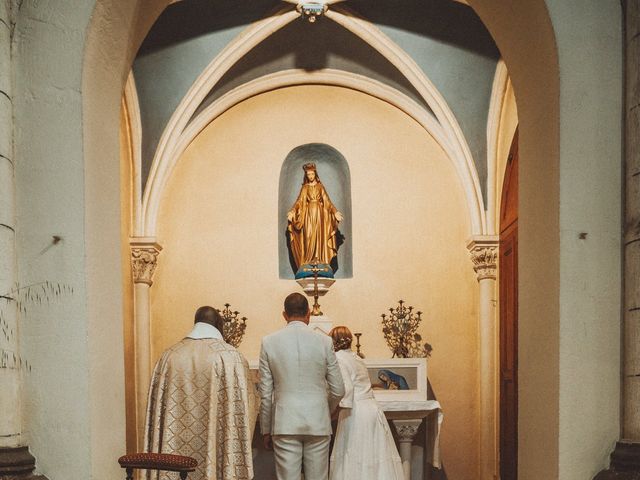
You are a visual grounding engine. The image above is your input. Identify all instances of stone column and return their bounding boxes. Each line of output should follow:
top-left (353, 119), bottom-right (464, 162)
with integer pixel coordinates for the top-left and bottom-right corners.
top-left (0, 0), bottom-right (19, 450)
top-left (393, 419), bottom-right (423, 480)
top-left (623, 0), bottom-right (640, 444)
top-left (467, 236), bottom-right (499, 480)
top-left (130, 238), bottom-right (162, 450)
top-left (0, 2), bottom-right (44, 477)
top-left (596, 3), bottom-right (640, 477)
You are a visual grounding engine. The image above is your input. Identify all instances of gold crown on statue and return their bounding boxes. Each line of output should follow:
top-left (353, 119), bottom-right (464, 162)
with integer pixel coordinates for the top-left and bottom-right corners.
top-left (216, 303), bottom-right (247, 348)
top-left (302, 163), bottom-right (317, 172)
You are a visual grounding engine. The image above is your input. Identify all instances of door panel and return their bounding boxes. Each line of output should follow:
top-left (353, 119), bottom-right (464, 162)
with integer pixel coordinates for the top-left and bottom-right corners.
top-left (499, 128), bottom-right (518, 480)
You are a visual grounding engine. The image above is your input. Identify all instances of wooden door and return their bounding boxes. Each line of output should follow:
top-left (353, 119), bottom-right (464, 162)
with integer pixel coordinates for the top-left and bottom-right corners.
top-left (499, 128), bottom-right (518, 480)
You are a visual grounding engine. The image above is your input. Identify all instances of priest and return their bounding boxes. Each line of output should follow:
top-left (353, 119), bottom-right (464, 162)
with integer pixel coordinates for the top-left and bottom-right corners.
top-left (144, 306), bottom-right (259, 480)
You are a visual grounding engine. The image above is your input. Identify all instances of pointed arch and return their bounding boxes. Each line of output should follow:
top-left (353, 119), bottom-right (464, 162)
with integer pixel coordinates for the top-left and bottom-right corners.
top-left (141, 8), bottom-right (486, 236)
top-left (142, 68), bottom-right (464, 235)
top-left (486, 59), bottom-right (511, 235)
top-left (123, 71), bottom-right (143, 236)
top-left (326, 7), bottom-right (486, 234)
top-left (141, 8), bottom-right (299, 234)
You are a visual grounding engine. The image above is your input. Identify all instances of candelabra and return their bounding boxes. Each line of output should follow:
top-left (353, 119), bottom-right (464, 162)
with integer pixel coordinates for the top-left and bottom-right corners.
top-left (309, 258), bottom-right (323, 316)
top-left (354, 332), bottom-right (364, 358)
top-left (218, 303), bottom-right (247, 348)
top-left (381, 300), bottom-right (432, 358)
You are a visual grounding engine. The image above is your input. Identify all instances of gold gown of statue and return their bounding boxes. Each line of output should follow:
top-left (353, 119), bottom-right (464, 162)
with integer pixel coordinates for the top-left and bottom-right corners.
top-left (288, 181), bottom-right (339, 270)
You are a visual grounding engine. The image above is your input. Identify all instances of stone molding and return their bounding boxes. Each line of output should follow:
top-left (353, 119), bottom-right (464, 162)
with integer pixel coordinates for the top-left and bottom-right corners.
top-left (327, 7), bottom-right (484, 234)
top-left (123, 72), bottom-right (143, 236)
top-left (393, 419), bottom-right (422, 442)
top-left (141, 7), bottom-right (485, 237)
top-left (485, 59), bottom-right (510, 235)
top-left (130, 239), bottom-right (162, 286)
top-left (0, 446), bottom-right (48, 479)
top-left (467, 236), bottom-right (499, 281)
top-left (142, 8), bottom-right (298, 235)
top-left (595, 441), bottom-right (640, 478)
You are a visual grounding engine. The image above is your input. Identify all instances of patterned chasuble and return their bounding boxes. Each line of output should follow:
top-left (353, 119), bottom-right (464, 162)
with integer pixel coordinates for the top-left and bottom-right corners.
top-left (144, 338), bottom-right (259, 480)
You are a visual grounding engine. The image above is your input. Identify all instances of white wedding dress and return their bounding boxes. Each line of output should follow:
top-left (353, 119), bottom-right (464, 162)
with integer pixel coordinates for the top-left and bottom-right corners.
top-left (329, 350), bottom-right (404, 480)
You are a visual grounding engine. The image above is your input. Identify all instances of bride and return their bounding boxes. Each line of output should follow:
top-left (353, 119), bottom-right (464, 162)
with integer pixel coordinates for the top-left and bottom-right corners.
top-left (328, 326), bottom-right (404, 480)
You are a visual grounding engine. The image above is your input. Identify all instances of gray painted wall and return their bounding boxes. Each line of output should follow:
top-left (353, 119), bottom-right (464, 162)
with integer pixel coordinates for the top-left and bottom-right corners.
top-left (133, 0), bottom-right (499, 199)
top-left (351, 0), bottom-right (500, 196)
top-left (380, 25), bottom-right (497, 197)
top-left (134, 29), bottom-right (240, 186)
top-left (133, 0), bottom-right (281, 187)
top-left (193, 18), bottom-right (430, 122)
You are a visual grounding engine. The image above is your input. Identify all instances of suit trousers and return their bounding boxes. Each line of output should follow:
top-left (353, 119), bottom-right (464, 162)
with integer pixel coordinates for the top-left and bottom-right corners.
top-left (272, 434), bottom-right (331, 480)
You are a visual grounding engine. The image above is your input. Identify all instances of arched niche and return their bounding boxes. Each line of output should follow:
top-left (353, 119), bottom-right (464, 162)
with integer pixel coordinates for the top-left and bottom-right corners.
top-left (18, 1), bottom-right (613, 480)
top-left (278, 143), bottom-right (353, 278)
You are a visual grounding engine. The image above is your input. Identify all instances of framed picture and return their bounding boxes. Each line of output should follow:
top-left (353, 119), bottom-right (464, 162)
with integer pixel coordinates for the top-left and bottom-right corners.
top-left (364, 358), bottom-right (427, 402)
top-left (248, 357), bottom-right (428, 402)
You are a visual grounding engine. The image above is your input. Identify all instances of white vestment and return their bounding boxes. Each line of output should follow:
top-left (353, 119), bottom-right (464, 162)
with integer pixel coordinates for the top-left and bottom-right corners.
top-left (145, 323), bottom-right (259, 480)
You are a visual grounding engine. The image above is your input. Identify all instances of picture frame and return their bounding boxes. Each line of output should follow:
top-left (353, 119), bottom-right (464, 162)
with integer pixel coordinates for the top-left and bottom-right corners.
top-left (364, 357), bottom-right (428, 402)
top-left (248, 357), bottom-right (428, 402)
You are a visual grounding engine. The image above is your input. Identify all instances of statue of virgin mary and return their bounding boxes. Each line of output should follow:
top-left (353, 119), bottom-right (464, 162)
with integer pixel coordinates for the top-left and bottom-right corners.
top-left (287, 163), bottom-right (343, 278)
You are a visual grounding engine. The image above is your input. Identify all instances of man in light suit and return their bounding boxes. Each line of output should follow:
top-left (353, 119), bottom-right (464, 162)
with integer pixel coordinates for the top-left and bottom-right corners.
top-left (259, 293), bottom-right (345, 480)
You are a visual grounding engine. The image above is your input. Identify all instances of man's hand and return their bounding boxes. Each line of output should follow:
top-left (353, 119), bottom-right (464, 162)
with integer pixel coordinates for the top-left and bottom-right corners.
top-left (263, 434), bottom-right (273, 451)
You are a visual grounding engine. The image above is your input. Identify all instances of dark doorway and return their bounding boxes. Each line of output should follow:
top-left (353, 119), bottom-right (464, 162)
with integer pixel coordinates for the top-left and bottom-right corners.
top-left (499, 128), bottom-right (518, 480)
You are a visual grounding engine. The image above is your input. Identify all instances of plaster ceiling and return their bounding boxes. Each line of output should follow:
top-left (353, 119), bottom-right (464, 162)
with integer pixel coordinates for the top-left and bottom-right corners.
top-left (132, 0), bottom-right (498, 199)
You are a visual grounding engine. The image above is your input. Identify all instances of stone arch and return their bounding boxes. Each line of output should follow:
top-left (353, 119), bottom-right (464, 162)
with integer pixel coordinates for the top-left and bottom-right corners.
top-left (141, 8), bottom-right (485, 237)
top-left (326, 7), bottom-right (485, 234)
top-left (141, 8), bottom-right (300, 235)
top-left (123, 72), bottom-right (144, 236)
top-left (142, 68), bottom-right (459, 235)
top-left (485, 59), bottom-right (510, 236)
top-left (84, 2), bottom-right (559, 477)
top-left (77, 2), bottom-right (622, 480)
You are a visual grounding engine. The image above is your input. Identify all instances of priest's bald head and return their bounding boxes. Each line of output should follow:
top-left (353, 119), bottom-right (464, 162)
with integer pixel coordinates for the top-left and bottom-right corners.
top-left (195, 305), bottom-right (224, 333)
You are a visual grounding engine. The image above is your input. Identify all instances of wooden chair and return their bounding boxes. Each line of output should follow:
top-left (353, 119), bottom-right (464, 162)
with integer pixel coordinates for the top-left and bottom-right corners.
top-left (118, 453), bottom-right (197, 480)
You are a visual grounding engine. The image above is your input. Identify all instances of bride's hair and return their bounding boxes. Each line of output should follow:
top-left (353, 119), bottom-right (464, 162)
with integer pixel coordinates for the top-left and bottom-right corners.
top-left (329, 326), bottom-right (353, 351)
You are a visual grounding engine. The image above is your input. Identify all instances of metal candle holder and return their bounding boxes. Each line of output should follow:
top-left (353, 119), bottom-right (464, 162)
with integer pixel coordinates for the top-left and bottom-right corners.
top-left (381, 300), bottom-right (432, 358)
top-left (218, 303), bottom-right (247, 348)
top-left (354, 332), bottom-right (364, 358)
top-left (309, 258), bottom-right (323, 316)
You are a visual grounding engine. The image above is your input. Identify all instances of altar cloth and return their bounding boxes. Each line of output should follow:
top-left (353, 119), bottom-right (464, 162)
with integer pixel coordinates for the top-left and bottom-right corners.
top-left (378, 399), bottom-right (443, 469)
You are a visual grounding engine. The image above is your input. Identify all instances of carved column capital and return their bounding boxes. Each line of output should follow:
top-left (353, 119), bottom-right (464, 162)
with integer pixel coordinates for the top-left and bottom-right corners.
top-left (393, 419), bottom-right (422, 443)
top-left (467, 236), bottom-right (499, 281)
top-left (130, 238), bottom-right (162, 286)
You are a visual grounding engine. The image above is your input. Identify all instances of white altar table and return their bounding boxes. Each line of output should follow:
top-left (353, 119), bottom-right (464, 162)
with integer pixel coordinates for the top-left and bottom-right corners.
top-left (249, 358), bottom-right (443, 480)
top-left (378, 399), bottom-right (443, 480)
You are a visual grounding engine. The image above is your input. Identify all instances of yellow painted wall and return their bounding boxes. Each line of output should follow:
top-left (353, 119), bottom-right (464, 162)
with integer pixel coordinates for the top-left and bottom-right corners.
top-left (152, 85), bottom-right (479, 479)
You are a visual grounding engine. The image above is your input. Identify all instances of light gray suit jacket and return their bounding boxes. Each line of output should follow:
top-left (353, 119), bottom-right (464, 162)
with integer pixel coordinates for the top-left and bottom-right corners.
top-left (259, 321), bottom-right (345, 436)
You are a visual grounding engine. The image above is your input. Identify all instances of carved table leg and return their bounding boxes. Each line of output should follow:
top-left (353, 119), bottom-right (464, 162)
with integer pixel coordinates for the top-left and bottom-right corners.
top-left (393, 419), bottom-right (423, 480)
